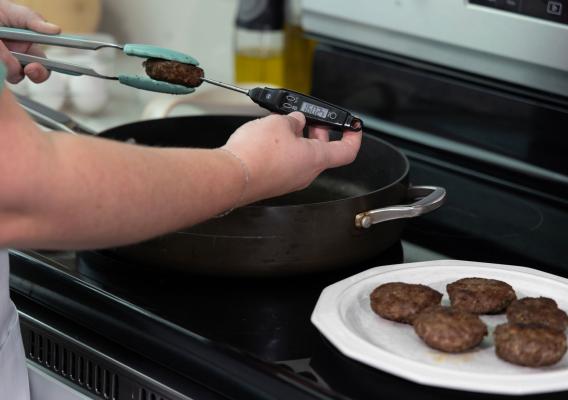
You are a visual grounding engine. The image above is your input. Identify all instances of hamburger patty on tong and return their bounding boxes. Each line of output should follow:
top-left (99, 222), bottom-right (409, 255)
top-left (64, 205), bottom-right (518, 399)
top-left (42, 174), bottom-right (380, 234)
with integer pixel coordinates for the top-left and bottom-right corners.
top-left (144, 58), bottom-right (204, 88)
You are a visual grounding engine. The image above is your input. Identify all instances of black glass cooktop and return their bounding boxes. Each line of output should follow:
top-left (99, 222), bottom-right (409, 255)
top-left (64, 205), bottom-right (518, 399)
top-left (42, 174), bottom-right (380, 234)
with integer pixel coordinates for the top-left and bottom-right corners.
top-left (9, 232), bottom-right (568, 400)
top-left (76, 243), bottom-right (405, 363)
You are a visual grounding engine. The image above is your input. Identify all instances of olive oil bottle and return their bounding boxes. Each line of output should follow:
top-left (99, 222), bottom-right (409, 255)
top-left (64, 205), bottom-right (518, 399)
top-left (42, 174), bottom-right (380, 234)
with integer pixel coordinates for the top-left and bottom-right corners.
top-left (234, 0), bottom-right (285, 86)
top-left (283, 0), bottom-right (317, 94)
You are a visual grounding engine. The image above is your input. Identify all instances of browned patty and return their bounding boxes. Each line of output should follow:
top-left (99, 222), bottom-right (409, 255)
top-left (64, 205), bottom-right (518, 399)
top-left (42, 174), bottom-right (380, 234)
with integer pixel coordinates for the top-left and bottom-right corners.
top-left (370, 282), bottom-right (443, 324)
top-left (446, 277), bottom-right (516, 314)
top-left (507, 297), bottom-right (568, 332)
top-left (494, 323), bottom-right (567, 367)
top-left (413, 306), bottom-right (488, 353)
top-left (143, 59), bottom-right (204, 88)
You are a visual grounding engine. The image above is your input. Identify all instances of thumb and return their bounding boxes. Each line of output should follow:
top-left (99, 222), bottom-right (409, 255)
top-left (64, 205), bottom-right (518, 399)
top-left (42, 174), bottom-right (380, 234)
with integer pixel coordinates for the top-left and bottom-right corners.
top-left (26, 18), bottom-right (60, 35)
top-left (284, 111), bottom-right (306, 136)
top-left (5, 3), bottom-right (60, 34)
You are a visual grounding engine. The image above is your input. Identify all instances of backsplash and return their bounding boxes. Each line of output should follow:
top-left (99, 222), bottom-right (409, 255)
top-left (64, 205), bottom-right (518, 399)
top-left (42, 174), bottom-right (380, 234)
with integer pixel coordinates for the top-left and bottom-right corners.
top-left (99, 0), bottom-right (237, 82)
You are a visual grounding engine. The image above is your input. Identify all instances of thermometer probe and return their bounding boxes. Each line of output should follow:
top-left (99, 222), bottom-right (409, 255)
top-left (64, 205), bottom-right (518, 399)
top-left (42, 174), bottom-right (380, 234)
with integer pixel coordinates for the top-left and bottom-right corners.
top-left (201, 77), bottom-right (363, 132)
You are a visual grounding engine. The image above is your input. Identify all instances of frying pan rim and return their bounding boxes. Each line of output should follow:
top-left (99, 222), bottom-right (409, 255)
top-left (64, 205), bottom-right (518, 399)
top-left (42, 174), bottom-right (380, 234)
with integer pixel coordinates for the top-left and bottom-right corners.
top-left (102, 115), bottom-right (410, 208)
top-left (243, 133), bottom-right (410, 209)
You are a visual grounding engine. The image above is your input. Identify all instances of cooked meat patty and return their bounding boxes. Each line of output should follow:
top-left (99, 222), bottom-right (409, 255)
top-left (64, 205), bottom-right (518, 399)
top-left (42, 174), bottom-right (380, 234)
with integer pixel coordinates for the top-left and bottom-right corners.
top-left (494, 323), bottom-right (567, 367)
top-left (143, 58), bottom-right (204, 88)
top-left (507, 297), bottom-right (568, 332)
top-left (446, 277), bottom-right (516, 314)
top-left (370, 282), bottom-right (443, 324)
top-left (413, 306), bottom-right (488, 353)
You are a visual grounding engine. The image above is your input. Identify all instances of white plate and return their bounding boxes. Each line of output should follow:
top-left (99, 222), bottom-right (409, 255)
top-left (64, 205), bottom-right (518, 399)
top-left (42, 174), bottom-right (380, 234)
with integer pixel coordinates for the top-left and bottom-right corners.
top-left (311, 260), bottom-right (568, 395)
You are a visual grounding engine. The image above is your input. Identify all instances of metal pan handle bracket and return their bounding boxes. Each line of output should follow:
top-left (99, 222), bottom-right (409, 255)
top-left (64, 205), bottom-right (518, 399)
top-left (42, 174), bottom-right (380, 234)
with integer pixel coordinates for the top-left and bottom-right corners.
top-left (355, 186), bottom-right (446, 229)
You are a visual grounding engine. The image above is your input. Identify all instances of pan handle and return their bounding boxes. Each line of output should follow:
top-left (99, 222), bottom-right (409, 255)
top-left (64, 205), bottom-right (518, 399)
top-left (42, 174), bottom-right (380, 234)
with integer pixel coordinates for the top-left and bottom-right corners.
top-left (15, 93), bottom-right (96, 135)
top-left (355, 186), bottom-right (446, 229)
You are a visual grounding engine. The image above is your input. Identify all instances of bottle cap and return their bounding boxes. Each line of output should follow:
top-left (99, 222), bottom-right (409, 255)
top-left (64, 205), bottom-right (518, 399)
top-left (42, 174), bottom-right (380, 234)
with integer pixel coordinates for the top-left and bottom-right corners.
top-left (236, 0), bottom-right (284, 30)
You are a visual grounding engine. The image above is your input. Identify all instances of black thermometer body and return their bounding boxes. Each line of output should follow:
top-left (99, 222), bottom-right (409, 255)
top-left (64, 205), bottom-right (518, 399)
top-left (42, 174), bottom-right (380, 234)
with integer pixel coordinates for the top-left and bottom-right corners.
top-left (248, 87), bottom-right (363, 132)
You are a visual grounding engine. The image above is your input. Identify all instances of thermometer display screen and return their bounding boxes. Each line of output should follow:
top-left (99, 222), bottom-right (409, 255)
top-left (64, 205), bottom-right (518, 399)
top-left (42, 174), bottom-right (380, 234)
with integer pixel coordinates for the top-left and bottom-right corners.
top-left (300, 102), bottom-right (329, 118)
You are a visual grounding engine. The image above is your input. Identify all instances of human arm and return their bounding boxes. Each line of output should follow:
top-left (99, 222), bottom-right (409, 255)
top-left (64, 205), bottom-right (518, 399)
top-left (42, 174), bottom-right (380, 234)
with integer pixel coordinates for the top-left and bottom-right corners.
top-left (0, 0), bottom-right (60, 83)
top-left (0, 88), bottom-right (362, 250)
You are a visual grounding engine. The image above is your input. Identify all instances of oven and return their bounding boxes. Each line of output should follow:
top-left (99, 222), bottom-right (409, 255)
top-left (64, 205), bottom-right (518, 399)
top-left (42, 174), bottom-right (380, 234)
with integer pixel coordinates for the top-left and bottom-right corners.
top-left (9, 0), bottom-right (568, 399)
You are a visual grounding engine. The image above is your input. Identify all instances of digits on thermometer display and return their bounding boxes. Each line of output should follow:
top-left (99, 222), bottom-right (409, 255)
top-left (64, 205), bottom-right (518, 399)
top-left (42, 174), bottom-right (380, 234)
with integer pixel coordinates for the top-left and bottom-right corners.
top-left (300, 102), bottom-right (329, 118)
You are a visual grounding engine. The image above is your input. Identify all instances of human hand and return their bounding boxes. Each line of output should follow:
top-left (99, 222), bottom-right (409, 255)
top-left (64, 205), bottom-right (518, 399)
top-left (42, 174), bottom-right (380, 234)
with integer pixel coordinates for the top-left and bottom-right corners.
top-left (0, 0), bottom-right (60, 83)
top-left (222, 112), bottom-right (362, 205)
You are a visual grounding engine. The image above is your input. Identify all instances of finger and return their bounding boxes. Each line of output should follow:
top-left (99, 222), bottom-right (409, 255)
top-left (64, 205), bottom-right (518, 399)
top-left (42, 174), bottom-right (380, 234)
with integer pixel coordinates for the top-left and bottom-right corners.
top-left (322, 131), bottom-right (363, 168)
top-left (0, 42), bottom-right (25, 83)
top-left (27, 43), bottom-right (47, 59)
top-left (26, 18), bottom-right (61, 35)
top-left (5, 3), bottom-right (60, 34)
top-left (23, 45), bottom-right (50, 83)
top-left (23, 63), bottom-right (50, 83)
top-left (342, 130), bottom-right (363, 150)
top-left (308, 125), bottom-right (330, 141)
top-left (284, 111), bottom-right (306, 137)
top-left (4, 39), bottom-right (33, 54)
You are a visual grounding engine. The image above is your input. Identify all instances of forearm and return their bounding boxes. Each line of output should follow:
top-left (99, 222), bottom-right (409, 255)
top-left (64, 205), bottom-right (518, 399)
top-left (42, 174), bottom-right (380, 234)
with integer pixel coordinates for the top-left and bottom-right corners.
top-left (0, 97), bottom-right (245, 250)
top-left (0, 82), bottom-right (362, 250)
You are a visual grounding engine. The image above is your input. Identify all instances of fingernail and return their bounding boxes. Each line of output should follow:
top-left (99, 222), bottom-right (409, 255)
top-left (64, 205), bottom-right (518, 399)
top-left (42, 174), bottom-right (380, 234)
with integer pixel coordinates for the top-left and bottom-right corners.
top-left (41, 22), bottom-right (60, 32)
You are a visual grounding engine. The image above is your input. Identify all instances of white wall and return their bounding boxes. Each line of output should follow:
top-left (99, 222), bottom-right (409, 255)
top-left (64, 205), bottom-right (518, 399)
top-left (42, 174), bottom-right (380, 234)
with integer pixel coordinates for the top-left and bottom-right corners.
top-left (99, 0), bottom-right (237, 82)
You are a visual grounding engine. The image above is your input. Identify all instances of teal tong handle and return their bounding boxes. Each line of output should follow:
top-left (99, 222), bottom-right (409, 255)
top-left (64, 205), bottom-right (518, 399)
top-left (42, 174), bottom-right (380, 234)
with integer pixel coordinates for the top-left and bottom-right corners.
top-left (14, 51), bottom-right (195, 94)
top-left (0, 27), bottom-right (122, 50)
top-left (118, 75), bottom-right (195, 95)
top-left (0, 27), bottom-right (200, 64)
top-left (2, 27), bottom-right (200, 94)
top-left (123, 44), bottom-right (199, 65)
top-left (13, 52), bottom-right (96, 77)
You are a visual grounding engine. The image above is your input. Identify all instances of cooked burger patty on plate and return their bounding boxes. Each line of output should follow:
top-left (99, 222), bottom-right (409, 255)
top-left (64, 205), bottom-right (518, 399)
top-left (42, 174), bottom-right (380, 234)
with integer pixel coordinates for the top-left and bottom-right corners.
top-left (370, 282), bottom-right (443, 324)
top-left (494, 323), bottom-right (567, 367)
top-left (447, 277), bottom-right (516, 314)
top-left (413, 306), bottom-right (488, 353)
top-left (507, 297), bottom-right (568, 332)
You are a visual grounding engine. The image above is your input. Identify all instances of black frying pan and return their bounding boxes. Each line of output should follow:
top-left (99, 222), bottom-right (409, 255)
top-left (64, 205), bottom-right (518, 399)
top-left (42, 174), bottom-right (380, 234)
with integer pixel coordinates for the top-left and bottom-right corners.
top-left (96, 116), bottom-right (445, 276)
top-left (19, 96), bottom-right (445, 277)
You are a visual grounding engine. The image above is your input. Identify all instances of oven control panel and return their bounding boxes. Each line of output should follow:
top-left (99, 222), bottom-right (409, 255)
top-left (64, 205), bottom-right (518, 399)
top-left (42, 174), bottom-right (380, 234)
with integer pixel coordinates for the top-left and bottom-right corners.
top-left (303, 0), bottom-right (568, 96)
top-left (470, 0), bottom-right (568, 24)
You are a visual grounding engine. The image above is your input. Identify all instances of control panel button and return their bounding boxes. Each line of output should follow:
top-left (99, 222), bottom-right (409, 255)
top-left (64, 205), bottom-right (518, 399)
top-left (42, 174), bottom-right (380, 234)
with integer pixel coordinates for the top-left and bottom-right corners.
top-left (521, 0), bottom-right (568, 23)
top-left (547, 1), bottom-right (563, 16)
top-left (502, 0), bottom-right (520, 11)
top-left (470, 0), bottom-right (568, 24)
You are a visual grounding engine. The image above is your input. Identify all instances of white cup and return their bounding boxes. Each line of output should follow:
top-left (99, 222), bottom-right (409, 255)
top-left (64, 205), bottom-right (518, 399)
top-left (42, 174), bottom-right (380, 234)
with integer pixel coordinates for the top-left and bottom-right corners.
top-left (65, 56), bottom-right (109, 115)
top-left (43, 34), bottom-right (116, 115)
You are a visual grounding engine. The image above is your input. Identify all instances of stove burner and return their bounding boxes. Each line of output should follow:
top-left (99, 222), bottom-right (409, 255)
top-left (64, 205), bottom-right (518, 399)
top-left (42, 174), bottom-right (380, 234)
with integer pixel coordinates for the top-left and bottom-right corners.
top-left (75, 242), bottom-right (404, 362)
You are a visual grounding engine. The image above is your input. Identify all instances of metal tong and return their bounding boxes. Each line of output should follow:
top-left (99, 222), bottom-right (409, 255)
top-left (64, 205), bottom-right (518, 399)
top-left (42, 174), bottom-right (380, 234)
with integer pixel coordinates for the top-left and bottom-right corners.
top-left (0, 27), bottom-right (199, 95)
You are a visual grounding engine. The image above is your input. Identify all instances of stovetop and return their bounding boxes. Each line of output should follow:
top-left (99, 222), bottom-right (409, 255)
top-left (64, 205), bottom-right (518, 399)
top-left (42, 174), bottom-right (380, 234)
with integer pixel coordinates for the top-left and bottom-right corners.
top-left (9, 43), bottom-right (568, 400)
top-left (48, 242), bottom-right (406, 364)
top-left (9, 234), bottom-right (568, 400)
top-left (9, 210), bottom-right (568, 400)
